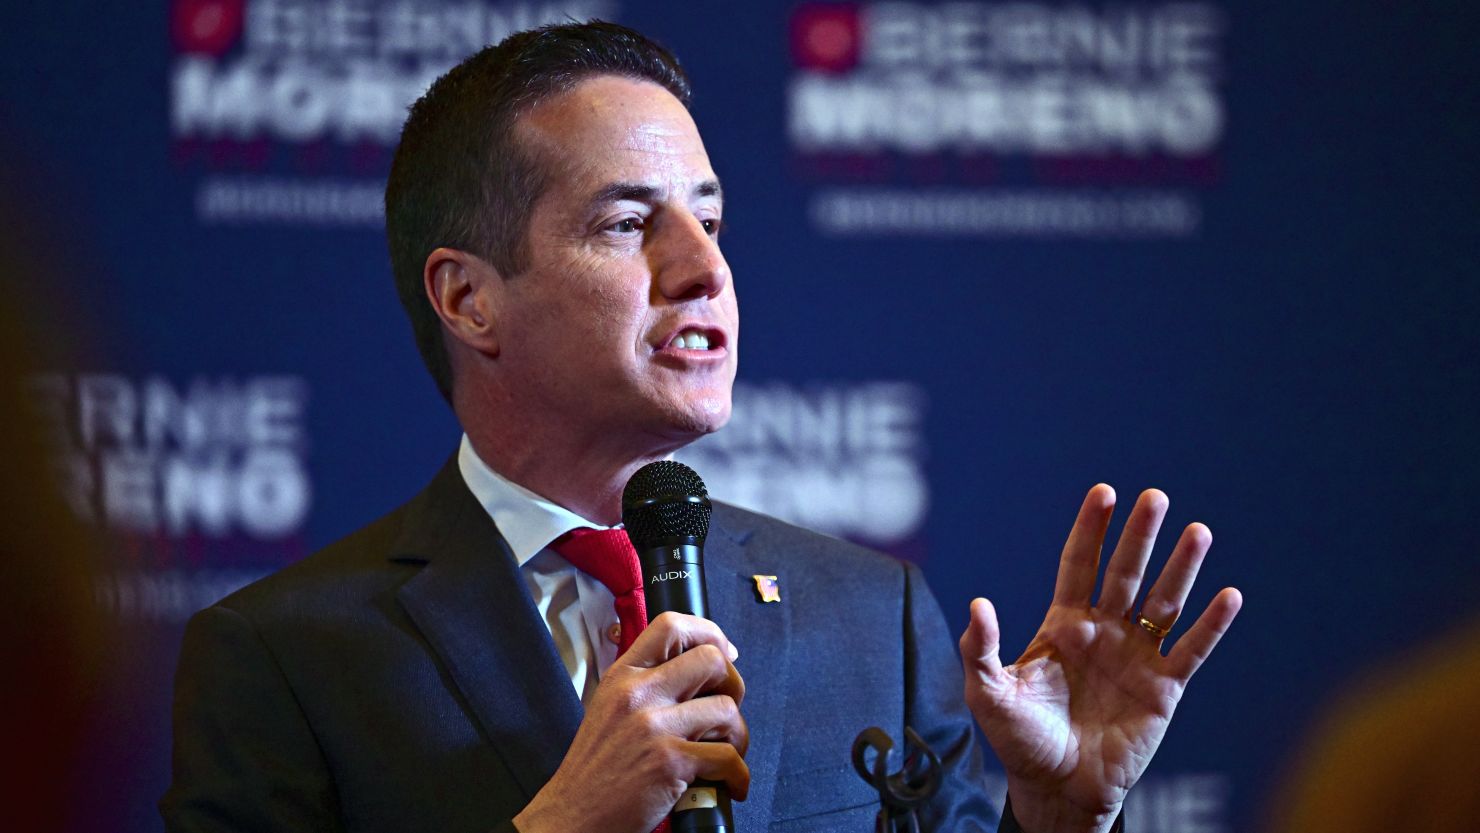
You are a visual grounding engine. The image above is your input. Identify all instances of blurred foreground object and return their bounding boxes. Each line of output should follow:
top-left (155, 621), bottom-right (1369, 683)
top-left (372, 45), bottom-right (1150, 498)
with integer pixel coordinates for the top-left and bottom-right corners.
top-left (0, 191), bottom-right (107, 832)
top-left (1272, 616), bottom-right (1480, 833)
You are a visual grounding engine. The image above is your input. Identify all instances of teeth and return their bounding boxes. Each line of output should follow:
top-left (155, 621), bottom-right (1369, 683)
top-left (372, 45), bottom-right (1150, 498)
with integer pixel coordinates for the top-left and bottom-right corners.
top-left (676, 330), bottom-right (711, 350)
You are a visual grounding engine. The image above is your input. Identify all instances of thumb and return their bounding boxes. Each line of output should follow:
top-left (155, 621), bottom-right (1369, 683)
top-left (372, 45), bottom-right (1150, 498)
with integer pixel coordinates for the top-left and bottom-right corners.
top-left (959, 597), bottom-right (1005, 683)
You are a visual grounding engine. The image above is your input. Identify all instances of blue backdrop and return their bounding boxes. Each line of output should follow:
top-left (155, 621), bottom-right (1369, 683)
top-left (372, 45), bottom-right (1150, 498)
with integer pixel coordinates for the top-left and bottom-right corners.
top-left (3, 2), bottom-right (1477, 832)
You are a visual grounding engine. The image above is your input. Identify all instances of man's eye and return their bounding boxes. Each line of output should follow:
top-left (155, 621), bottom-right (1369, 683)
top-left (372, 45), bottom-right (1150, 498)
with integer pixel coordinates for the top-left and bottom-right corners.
top-left (608, 218), bottom-right (642, 234)
top-left (701, 218), bottom-right (722, 236)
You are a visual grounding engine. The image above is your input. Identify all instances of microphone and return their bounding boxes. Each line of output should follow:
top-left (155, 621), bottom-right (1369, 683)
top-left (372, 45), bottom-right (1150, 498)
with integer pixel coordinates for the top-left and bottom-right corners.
top-left (622, 460), bottom-right (732, 833)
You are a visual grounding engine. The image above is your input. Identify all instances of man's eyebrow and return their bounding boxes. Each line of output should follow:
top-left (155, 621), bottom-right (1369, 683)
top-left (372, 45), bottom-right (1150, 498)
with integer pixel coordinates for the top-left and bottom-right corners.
top-left (588, 182), bottom-right (659, 206)
top-left (696, 179), bottom-right (723, 200)
top-left (586, 179), bottom-right (724, 207)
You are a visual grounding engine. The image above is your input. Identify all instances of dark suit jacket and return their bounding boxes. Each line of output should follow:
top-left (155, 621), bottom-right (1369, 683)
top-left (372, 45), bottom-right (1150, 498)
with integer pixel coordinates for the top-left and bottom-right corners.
top-left (161, 458), bottom-right (1003, 832)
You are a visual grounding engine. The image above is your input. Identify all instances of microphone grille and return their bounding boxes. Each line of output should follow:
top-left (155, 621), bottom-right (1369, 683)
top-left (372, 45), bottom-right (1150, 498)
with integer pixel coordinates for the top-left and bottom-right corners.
top-left (622, 461), bottom-right (712, 547)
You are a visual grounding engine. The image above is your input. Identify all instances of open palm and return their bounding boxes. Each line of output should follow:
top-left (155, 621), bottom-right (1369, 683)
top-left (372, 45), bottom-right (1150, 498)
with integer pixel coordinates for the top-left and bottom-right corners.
top-left (961, 486), bottom-right (1242, 833)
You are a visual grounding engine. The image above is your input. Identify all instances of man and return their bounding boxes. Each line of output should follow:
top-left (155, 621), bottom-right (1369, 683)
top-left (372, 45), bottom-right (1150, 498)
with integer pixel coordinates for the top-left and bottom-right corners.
top-left (162, 21), bottom-right (1240, 833)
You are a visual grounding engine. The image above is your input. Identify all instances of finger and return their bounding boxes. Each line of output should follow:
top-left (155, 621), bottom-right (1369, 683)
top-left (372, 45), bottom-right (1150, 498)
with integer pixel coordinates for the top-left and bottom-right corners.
top-left (648, 642), bottom-right (745, 705)
top-left (1137, 522), bottom-right (1212, 633)
top-left (623, 611), bottom-right (738, 669)
top-left (1051, 484), bottom-right (1117, 607)
top-left (1096, 489), bottom-right (1169, 615)
top-left (1166, 587), bottom-right (1243, 681)
top-left (674, 740), bottom-right (752, 800)
top-left (666, 693), bottom-right (749, 755)
top-left (959, 597), bottom-right (1004, 683)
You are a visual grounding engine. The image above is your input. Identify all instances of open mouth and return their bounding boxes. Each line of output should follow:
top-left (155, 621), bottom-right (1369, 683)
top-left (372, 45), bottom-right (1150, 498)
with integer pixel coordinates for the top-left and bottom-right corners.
top-left (662, 326), bottom-right (725, 352)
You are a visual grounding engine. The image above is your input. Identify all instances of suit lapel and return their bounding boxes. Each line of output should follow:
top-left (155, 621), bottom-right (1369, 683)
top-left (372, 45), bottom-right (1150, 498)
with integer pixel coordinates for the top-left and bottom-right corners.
top-left (392, 459), bottom-right (583, 802)
top-left (386, 465), bottom-right (791, 824)
top-left (705, 506), bottom-right (791, 830)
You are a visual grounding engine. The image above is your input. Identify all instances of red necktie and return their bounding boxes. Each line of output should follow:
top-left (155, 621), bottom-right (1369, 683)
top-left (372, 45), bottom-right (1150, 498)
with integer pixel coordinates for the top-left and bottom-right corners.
top-left (549, 528), bottom-right (672, 833)
top-left (550, 528), bottom-right (648, 658)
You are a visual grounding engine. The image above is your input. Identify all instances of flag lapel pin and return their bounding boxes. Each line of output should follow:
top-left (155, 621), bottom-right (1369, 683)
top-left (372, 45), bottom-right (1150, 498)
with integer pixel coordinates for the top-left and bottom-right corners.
top-left (752, 575), bottom-right (780, 603)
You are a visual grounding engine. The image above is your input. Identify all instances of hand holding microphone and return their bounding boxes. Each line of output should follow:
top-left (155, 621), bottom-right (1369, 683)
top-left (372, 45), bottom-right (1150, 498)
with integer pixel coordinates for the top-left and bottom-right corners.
top-left (513, 462), bottom-right (746, 833)
top-left (623, 462), bottom-right (737, 833)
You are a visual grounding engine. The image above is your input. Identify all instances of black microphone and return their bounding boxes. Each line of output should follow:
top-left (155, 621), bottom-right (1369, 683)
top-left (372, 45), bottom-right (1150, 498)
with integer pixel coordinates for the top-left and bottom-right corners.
top-left (622, 460), bottom-right (732, 833)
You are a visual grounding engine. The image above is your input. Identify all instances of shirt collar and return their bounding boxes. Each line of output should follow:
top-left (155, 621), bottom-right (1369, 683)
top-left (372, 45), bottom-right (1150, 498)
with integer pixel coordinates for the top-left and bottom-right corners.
top-left (456, 434), bottom-right (610, 568)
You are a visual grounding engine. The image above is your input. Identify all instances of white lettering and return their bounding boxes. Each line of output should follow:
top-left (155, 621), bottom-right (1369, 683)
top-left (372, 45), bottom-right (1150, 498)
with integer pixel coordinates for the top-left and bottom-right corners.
top-left (173, 58), bottom-right (263, 139)
top-left (859, 3), bottom-right (1224, 75)
top-left (171, 58), bottom-right (426, 142)
top-left (237, 448), bottom-right (312, 537)
top-left (172, 2), bottom-right (618, 143)
top-left (244, 377), bottom-right (306, 445)
top-left (162, 453), bottom-right (235, 537)
top-left (809, 188), bottom-right (1201, 238)
top-left (94, 568), bottom-right (270, 622)
top-left (101, 449), bottom-right (157, 531)
top-left (679, 382), bottom-right (929, 544)
top-left (78, 375), bottom-right (137, 450)
top-left (269, 62), bottom-right (334, 141)
top-left (790, 74), bottom-right (1222, 155)
top-left (143, 376), bottom-right (211, 451)
top-left (32, 374), bottom-right (313, 539)
top-left (1123, 774), bottom-right (1230, 833)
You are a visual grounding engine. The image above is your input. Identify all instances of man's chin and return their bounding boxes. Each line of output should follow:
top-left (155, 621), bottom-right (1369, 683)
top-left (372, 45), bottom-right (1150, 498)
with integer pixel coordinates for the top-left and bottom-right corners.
top-left (653, 396), bottom-right (732, 445)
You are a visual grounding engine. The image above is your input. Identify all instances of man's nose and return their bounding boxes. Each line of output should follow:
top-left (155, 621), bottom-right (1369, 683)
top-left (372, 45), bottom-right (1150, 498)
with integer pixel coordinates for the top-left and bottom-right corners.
top-left (653, 213), bottom-right (730, 302)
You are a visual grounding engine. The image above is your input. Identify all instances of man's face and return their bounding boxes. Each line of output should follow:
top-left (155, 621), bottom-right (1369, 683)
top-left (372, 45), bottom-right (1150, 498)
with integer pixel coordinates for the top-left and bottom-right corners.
top-left (491, 75), bottom-right (737, 449)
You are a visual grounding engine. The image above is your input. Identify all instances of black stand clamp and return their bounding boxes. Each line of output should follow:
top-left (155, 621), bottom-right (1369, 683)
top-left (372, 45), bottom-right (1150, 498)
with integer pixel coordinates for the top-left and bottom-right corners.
top-left (851, 726), bottom-right (943, 833)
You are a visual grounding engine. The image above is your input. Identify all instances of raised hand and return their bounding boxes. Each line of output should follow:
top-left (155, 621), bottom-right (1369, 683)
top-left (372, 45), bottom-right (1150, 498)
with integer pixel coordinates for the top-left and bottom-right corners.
top-left (960, 485), bottom-right (1242, 833)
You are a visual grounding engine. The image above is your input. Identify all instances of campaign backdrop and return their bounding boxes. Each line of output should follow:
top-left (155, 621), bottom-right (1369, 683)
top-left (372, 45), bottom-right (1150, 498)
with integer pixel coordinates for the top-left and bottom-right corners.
top-left (3, 2), bottom-right (1477, 832)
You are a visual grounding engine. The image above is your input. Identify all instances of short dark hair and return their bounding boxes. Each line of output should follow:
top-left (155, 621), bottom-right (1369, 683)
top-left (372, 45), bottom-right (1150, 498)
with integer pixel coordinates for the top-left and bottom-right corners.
top-left (385, 20), bottom-right (692, 402)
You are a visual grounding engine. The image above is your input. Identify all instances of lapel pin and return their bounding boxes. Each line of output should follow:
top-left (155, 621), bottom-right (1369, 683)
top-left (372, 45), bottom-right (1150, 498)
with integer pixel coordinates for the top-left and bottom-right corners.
top-left (752, 575), bottom-right (780, 603)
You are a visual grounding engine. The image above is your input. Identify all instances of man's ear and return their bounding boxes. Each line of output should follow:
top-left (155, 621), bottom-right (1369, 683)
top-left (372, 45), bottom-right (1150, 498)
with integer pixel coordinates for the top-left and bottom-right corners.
top-left (423, 247), bottom-right (500, 356)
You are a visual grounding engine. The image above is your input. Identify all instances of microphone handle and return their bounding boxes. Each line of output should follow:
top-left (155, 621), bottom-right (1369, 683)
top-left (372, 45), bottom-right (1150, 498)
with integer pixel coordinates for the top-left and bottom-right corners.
top-left (639, 541), bottom-right (709, 618)
top-left (638, 540), bottom-right (732, 833)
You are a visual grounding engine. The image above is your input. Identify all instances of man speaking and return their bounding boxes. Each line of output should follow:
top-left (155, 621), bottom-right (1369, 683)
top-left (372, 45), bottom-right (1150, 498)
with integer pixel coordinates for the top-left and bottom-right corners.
top-left (162, 21), bottom-right (1240, 833)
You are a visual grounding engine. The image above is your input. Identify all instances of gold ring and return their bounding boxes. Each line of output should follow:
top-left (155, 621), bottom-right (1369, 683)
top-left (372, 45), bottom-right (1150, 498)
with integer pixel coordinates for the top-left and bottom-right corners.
top-left (1136, 613), bottom-right (1172, 639)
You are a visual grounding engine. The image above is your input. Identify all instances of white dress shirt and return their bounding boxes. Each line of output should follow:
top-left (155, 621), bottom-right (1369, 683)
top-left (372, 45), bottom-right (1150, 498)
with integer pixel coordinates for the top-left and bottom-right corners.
top-left (457, 435), bottom-right (620, 703)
